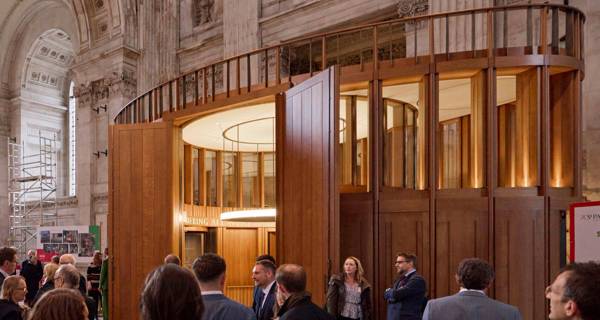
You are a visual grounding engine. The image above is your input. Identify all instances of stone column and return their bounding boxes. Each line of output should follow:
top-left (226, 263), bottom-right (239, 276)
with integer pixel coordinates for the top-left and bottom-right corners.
top-left (73, 83), bottom-right (94, 227)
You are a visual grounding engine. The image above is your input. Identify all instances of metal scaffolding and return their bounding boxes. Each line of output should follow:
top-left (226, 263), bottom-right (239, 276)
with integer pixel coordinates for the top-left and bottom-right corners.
top-left (7, 133), bottom-right (58, 254)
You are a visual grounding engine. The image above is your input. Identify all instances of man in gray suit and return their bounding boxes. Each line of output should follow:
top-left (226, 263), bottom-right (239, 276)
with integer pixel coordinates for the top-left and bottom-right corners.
top-left (192, 253), bottom-right (256, 320)
top-left (423, 258), bottom-right (522, 320)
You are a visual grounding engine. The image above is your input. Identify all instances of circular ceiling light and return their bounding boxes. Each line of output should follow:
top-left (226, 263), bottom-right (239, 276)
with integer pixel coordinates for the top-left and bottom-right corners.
top-left (220, 208), bottom-right (276, 222)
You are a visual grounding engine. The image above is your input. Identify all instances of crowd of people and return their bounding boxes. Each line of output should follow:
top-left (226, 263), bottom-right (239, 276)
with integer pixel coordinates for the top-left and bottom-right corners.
top-left (0, 246), bottom-right (109, 320)
top-left (1, 245), bottom-right (599, 320)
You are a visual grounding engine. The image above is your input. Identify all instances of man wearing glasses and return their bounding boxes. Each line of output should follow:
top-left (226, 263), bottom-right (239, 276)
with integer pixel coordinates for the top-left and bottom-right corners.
top-left (384, 253), bottom-right (427, 320)
top-left (0, 247), bottom-right (18, 288)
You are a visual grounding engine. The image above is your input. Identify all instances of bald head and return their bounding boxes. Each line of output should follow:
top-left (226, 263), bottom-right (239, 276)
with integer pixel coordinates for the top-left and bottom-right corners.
top-left (164, 254), bottom-right (181, 266)
top-left (276, 264), bottom-right (306, 294)
top-left (59, 254), bottom-right (76, 265)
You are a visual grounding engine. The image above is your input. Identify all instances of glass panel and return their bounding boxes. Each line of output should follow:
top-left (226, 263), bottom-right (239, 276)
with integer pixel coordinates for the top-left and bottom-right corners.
top-left (264, 153), bottom-right (276, 207)
top-left (339, 89), bottom-right (369, 190)
top-left (497, 69), bottom-right (539, 187)
top-left (184, 232), bottom-right (204, 268)
top-left (549, 70), bottom-right (575, 188)
top-left (438, 72), bottom-right (486, 189)
top-left (242, 153), bottom-right (260, 207)
top-left (223, 152), bottom-right (238, 207)
top-left (382, 81), bottom-right (426, 189)
top-left (193, 148), bottom-right (200, 205)
top-left (205, 150), bottom-right (218, 206)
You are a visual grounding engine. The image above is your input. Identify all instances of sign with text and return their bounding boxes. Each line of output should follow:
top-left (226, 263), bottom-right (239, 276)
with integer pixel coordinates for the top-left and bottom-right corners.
top-left (36, 225), bottom-right (100, 263)
top-left (570, 201), bottom-right (600, 262)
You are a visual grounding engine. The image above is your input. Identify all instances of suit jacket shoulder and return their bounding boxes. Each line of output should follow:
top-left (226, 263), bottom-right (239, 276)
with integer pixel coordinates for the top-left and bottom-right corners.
top-left (203, 294), bottom-right (256, 320)
top-left (424, 292), bottom-right (522, 320)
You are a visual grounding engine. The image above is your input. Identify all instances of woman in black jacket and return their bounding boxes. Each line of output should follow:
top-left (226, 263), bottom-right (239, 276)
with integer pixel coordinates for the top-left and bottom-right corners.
top-left (325, 256), bottom-right (372, 320)
top-left (0, 275), bottom-right (29, 320)
top-left (32, 262), bottom-right (59, 306)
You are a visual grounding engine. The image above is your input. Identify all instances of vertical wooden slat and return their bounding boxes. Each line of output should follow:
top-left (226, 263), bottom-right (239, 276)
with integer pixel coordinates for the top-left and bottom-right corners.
top-left (236, 57), bottom-right (241, 95)
top-left (247, 54), bottom-right (251, 93)
top-left (211, 65), bottom-right (216, 102)
top-left (203, 67), bottom-right (208, 104)
top-left (540, 7), bottom-right (548, 54)
top-left (276, 47), bottom-right (281, 85)
top-left (551, 8), bottom-right (559, 54)
top-left (264, 51), bottom-right (269, 88)
top-left (175, 78), bottom-right (181, 111)
top-left (226, 60), bottom-right (231, 97)
top-left (194, 71), bottom-right (199, 106)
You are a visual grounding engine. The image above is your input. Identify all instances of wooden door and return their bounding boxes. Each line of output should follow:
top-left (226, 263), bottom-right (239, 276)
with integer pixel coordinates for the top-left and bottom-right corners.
top-left (276, 66), bottom-right (340, 305)
top-left (108, 122), bottom-right (180, 320)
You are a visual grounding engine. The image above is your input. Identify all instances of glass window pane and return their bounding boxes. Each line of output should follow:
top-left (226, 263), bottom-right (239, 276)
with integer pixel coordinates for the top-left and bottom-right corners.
top-left (193, 148), bottom-right (200, 205)
top-left (242, 153), bottom-right (259, 207)
top-left (205, 150), bottom-right (218, 206)
top-left (223, 152), bottom-right (238, 207)
top-left (382, 81), bottom-right (426, 189)
top-left (497, 69), bottom-right (539, 187)
top-left (437, 72), bottom-right (486, 189)
top-left (339, 89), bottom-right (369, 190)
top-left (264, 153), bottom-right (276, 207)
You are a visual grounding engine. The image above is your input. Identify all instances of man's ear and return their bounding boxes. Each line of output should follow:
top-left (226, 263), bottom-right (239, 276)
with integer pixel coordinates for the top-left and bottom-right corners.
top-left (454, 274), bottom-right (460, 286)
top-left (564, 300), bottom-right (579, 317)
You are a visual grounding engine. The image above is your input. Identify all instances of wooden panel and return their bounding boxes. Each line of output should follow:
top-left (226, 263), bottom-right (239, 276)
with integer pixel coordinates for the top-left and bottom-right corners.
top-left (222, 228), bottom-right (258, 306)
top-left (268, 231), bottom-right (277, 261)
top-left (435, 197), bottom-right (488, 297)
top-left (340, 194), bottom-right (373, 283)
top-left (184, 144), bottom-right (193, 204)
top-left (495, 197), bottom-right (545, 320)
top-left (277, 66), bottom-right (340, 305)
top-left (108, 122), bottom-right (177, 320)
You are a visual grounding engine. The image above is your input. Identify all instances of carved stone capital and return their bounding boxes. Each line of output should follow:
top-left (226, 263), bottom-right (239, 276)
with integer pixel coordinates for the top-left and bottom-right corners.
top-left (397, 0), bottom-right (429, 18)
top-left (107, 69), bottom-right (137, 99)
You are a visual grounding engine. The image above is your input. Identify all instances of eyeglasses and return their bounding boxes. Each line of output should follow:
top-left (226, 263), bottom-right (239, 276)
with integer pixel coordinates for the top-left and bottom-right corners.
top-left (394, 260), bottom-right (408, 265)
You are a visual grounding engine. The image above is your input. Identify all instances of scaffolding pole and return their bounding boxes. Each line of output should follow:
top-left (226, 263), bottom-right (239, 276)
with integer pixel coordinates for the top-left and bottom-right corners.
top-left (7, 132), bottom-right (58, 255)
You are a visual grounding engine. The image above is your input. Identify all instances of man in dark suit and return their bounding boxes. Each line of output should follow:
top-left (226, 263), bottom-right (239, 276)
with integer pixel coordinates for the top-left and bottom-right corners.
top-left (385, 252), bottom-right (427, 320)
top-left (275, 264), bottom-right (334, 320)
top-left (423, 258), bottom-right (522, 320)
top-left (0, 247), bottom-right (17, 288)
top-left (193, 253), bottom-right (255, 320)
top-left (252, 259), bottom-right (277, 320)
top-left (21, 250), bottom-right (43, 305)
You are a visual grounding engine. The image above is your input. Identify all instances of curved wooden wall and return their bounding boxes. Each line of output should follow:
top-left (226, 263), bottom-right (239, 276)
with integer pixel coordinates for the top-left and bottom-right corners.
top-left (109, 4), bottom-right (585, 320)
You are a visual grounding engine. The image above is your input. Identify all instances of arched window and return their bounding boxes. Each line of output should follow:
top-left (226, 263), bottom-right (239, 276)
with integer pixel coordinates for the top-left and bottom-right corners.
top-left (68, 81), bottom-right (76, 196)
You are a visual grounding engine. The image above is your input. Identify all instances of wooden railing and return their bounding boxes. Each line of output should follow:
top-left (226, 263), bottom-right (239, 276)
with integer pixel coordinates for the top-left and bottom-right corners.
top-left (114, 4), bottom-right (584, 125)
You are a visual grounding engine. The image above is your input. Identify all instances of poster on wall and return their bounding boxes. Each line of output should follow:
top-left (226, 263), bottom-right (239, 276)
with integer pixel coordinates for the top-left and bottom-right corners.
top-left (36, 226), bottom-right (100, 263)
top-left (569, 201), bottom-right (600, 262)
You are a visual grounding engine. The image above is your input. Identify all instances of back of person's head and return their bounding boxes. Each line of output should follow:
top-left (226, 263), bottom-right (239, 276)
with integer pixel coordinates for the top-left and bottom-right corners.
top-left (457, 258), bottom-right (494, 290)
top-left (51, 255), bottom-right (60, 264)
top-left (0, 247), bottom-right (16, 267)
top-left (1, 275), bottom-right (25, 300)
top-left (163, 254), bottom-right (181, 266)
top-left (256, 254), bottom-right (276, 266)
top-left (192, 253), bottom-right (226, 283)
top-left (141, 264), bottom-right (204, 320)
top-left (56, 264), bottom-right (80, 289)
top-left (59, 254), bottom-right (76, 265)
top-left (44, 262), bottom-right (59, 281)
top-left (276, 264), bottom-right (306, 293)
top-left (560, 261), bottom-right (600, 320)
top-left (29, 288), bottom-right (88, 320)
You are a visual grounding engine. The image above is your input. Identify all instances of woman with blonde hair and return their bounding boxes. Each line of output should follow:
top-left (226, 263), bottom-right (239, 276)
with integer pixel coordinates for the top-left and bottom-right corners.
top-left (31, 262), bottom-right (59, 306)
top-left (326, 256), bottom-right (372, 320)
top-left (29, 288), bottom-right (88, 320)
top-left (0, 275), bottom-right (28, 320)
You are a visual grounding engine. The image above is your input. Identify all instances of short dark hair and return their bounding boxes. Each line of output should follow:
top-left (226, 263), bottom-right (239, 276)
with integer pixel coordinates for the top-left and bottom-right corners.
top-left (256, 259), bottom-right (276, 273)
top-left (560, 262), bottom-right (600, 320)
top-left (397, 253), bottom-right (417, 268)
top-left (192, 253), bottom-right (226, 283)
top-left (141, 264), bottom-right (204, 320)
top-left (0, 247), bottom-right (16, 266)
top-left (457, 258), bottom-right (494, 290)
top-left (56, 264), bottom-right (80, 289)
top-left (276, 264), bottom-right (306, 293)
top-left (256, 254), bottom-right (276, 265)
